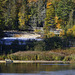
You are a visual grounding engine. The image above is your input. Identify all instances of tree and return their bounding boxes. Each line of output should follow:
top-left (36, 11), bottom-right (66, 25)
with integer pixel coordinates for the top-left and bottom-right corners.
top-left (37, 0), bottom-right (44, 27)
top-left (44, 2), bottom-right (55, 37)
top-left (56, 0), bottom-right (73, 29)
top-left (3, 0), bottom-right (17, 29)
top-left (0, 0), bottom-right (4, 37)
top-left (28, 1), bottom-right (38, 28)
top-left (18, 0), bottom-right (30, 30)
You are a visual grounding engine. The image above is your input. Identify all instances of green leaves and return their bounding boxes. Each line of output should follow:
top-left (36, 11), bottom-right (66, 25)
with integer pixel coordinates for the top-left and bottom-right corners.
top-left (56, 0), bottom-right (72, 20)
top-left (44, 4), bottom-right (55, 35)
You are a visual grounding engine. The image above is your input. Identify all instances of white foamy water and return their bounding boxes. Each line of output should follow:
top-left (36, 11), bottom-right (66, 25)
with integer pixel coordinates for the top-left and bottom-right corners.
top-left (0, 37), bottom-right (42, 45)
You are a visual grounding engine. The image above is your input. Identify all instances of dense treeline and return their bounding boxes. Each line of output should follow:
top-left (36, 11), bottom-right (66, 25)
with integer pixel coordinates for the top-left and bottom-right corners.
top-left (0, 37), bottom-right (70, 54)
top-left (0, 0), bottom-right (75, 31)
top-left (0, 0), bottom-right (46, 30)
top-left (0, 0), bottom-right (75, 60)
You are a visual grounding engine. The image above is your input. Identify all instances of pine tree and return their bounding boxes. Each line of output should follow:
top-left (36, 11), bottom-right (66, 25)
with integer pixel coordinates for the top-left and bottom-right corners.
top-left (56, 0), bottom-right (73, 29)
top-left (44, 3), bottom-right (55, 36)
top-left (18, 0), bottom-right (30, 30)
top-left (37, 0), bottom-right (44, 27)
top-left (0, 0), bottom-right (4, 37)
top-left (3, 0), bottom-right (17, 29)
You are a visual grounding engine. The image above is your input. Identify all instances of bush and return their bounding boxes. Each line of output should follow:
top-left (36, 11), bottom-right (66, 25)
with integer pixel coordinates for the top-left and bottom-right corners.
top-left (25, 39), bottom-right (37, 50)
top-left (44, 37), bottom-right (63, 50)
top-left (0, 54), bottom-right (6, 60)
top-left (63, 56), bottom-right (71, 61)
top-left (34, 29), bottom-right (42, 34)
top-left (34, 41), bottom-right (45, 51)
top-left (70, 55), bottom-right (75, 61)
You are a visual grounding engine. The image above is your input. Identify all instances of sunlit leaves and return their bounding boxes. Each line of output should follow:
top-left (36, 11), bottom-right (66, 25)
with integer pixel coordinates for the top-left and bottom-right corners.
top-left (55, 16), bottom-right (62, 29)
top-left (47, 2), bottom-right (52, 8)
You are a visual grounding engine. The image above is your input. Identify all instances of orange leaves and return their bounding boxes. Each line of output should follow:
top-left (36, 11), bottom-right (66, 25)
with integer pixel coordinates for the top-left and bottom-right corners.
top-left (55, 16), bottom-right (62, 29)
top-left (56, 23), bottom-right (61, 29)
top-left (47, 2), bottom-right (52, 8)
top-left (28, 0), bottom-right (38, 3)
top-left (47, 2), bottom-right (52, 6)
top-left (55, 16), bottom-right (58, 23)
top-left (59, 30), bottom-right (65, 37)
top-left (55, 16), bottom-right (62, 24)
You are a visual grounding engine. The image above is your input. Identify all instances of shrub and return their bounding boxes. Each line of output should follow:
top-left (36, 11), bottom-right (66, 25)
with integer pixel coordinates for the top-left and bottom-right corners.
top-left (66, 29), bottom-right (73, 37)
top-left (25, 39), bottom-right (37, 50)
top-left (34, 41), bottom-right (45, 51)
top-left (0, 55), bottom-right (6, 60)
top-left (34, 29), bottom-right (42, 34)
top-left (70, 54), bottom-right (75, 61)
top-left (44, 37), bottom-right (63, 50)
top-left (59, 30), bottom-right (65, 37)
top-left (10, 55), bottom-right (18, 60)
top-left (63, 56), bottom-right (71, 61)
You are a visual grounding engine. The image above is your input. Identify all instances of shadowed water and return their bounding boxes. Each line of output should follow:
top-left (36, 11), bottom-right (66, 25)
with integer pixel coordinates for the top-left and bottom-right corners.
top-left (0, 63), bottom-right (75, 75)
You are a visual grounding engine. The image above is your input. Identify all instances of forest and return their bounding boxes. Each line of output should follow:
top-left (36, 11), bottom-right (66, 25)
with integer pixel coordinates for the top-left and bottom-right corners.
top-left (0, 0), bottom-right (75, 38)
top-left (0, 0), bottom-right (75, 61)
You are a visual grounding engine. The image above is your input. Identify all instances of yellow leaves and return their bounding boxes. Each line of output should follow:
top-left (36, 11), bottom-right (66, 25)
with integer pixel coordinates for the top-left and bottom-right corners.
top-left (56, 23), bottom-right (61, 29)
top-left (47, 2), bottom-right (52, 8)
top-left (28, 15), bottom-right (31, 18)
top-left (34, 29), bottom-right (42, 33)
top-left (55, 16), bottom-right (62, 23)
top-left (49, 32), bottom-right (55, 37)
top-left (18, 12), bottom-right (24, 17)
top-left (18, 11), bottom-right (25, 29)
top-left (55, 16), bottom-right (58, 23)
top-left (44, 32), bottom-right (55, 38)
top-left (28, 0), bottom-right (37, 3)
top-left (71, 25), bottom-right (75, 37)
top-left (71, 25), bottom-right (75, 31)
top-left (66, 29), bottom-right (73, 36)
top-left (66, 25), bottom-right (75, 37)
top-left (55, 16), bottom-right (62, 29)
top-left (18, 11), bottom-right (30, 28)
top-left (44, 4), bottom-right (55, 37)
top-left (59, 30), bottom-right (65, 37)
top-left (47, 2), bottom-right (52, 6)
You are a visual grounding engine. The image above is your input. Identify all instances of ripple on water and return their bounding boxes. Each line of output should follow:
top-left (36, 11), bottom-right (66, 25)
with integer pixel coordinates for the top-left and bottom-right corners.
top-left (0, 70), bottom-right (75, 75)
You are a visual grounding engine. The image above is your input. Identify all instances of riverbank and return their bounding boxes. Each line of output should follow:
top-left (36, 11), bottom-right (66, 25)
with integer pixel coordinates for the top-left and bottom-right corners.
top-left (0, 48), bottom-right (75, 62)
top-left (0, 60), bottom-right (73, 63)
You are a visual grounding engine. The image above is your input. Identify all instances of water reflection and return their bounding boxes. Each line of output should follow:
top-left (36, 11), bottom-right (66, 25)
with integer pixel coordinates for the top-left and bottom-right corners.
top-left (41, 63), bottom-right (70, 65)
top-left (0, 63), bottom-right (75, 75)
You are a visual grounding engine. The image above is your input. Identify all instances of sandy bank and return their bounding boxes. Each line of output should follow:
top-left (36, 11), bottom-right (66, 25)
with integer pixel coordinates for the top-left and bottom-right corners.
top-left (0, 60), bottom-right (73, 63)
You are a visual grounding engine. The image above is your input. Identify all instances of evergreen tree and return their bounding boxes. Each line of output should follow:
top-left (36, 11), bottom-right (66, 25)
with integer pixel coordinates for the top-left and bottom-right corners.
top-left (0, 0), bottom-right (4, 37)
top-left (37, 0), bottom-right (44, 27)
top-left (3, 0), bottom-right (17, 29)
top-left (18, 0), bottom-right (30, 30)
top-left (44, 2), bottom-right (55, 36)
top-left (56, 0), bottom-right (73, 29)
top-left (29, 1), bottom-right (38, 28)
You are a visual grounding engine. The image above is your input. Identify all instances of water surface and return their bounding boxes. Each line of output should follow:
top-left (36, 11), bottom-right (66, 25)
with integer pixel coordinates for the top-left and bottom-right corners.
top-left (0, 63), bottom-right (75, 75)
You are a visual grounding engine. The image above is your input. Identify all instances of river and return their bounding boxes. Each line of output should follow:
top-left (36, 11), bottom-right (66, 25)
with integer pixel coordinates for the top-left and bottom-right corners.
top-left (0, 31), bottom-right (42, 45)
top-left (0, 63), bottom-right (75, 75)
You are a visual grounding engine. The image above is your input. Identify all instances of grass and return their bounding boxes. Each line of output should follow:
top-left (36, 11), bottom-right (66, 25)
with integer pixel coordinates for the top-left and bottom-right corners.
top-left (0, 47), bottom-right (75, 61)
